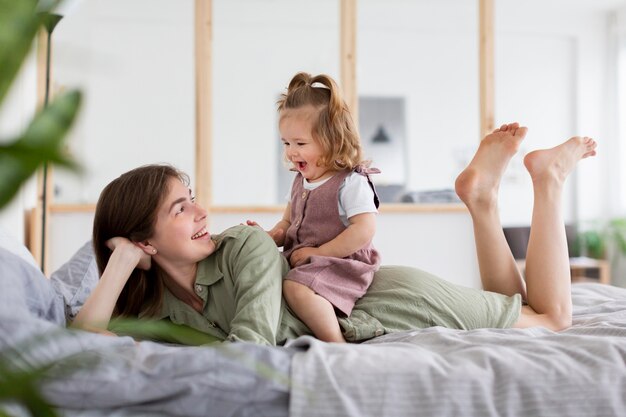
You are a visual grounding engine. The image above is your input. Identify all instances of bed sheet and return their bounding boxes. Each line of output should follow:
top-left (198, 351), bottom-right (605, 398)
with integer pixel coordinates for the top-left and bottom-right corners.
top-left (3, 243), bottom-right (626, 417)
top-left (288, 283), bottom-right (626, 417)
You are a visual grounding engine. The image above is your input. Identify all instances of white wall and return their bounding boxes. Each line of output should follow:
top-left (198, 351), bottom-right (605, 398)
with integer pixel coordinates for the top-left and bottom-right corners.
top-left (4, 0), bottom-right (623, 287)
top-left (615, 6), bottom-right (626, 216)
top-left (495, 1), bottom-right (616, 227)
top-left (0, 52), bottom-right (38, 244)
top-left (358, 0), bottom-right (480, 194)
top-left (212, 0), bottom-right (340, 206)
top-left (52, 0), bottom-right (196, 204)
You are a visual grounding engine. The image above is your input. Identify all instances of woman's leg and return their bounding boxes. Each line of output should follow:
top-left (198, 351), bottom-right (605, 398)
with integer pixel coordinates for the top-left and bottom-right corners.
top-left (515, 136), bottom-right (597, 330)
top-left (455, 123), bottom-right (528, 297)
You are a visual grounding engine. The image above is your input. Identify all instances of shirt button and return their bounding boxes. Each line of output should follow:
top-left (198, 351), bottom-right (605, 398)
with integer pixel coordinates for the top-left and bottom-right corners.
top-left (301, 191), bottom-right (307, 199)
top-left (194, 284), bottom-right (203, 293)
top-left (294, 219), bottom-right (300, 227)
top-left (208, 321), bottom-right (215, 327)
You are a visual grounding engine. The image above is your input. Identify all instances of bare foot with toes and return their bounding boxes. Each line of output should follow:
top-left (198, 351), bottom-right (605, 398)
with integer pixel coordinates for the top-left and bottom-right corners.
top-left (523, 136), bottom-right (597, 184)
top-left (455, 123), bottom-right (528, 209)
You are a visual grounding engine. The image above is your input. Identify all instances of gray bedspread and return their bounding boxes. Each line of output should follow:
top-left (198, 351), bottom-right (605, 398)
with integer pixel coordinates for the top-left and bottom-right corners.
top-left (288, 283), bottom-right (626, 417)
top-left (2, 244), bottom-right (626, 416)
top-left (1, 247), bottom-right (292, 417)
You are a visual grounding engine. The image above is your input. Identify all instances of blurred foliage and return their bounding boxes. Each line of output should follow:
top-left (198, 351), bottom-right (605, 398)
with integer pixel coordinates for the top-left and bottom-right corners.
top-left (0, 0), bottom-right (81, 210)
top-left (0, 330), bottom-right (98, 417)
top-left (109, 318), bottom-right (223, 346)
top-left (578, 218), bottom-right (626, 260)
top-left (1, 0), bottom-right (80, 414)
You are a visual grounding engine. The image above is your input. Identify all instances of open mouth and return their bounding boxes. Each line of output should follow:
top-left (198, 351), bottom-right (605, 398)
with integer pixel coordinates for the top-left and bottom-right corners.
top-left (296, 161), bottom-right (307, 171)
top-left (191, 227), bottom-right (208, 240)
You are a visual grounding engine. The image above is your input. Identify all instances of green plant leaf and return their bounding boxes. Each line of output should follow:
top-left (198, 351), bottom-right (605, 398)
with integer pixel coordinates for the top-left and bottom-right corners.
top-left (0, 89), bottom-right (82, 209)
top-left (610, 218), bottom-right (626, 255)
top-left (0, 329), bottom-right (103, 417)
top-left (109, 318), bottom-right (223, 346)
top-left (581, 230), bottom-right (605, 259)
top-left (0, 0), bottom-right (58, 105)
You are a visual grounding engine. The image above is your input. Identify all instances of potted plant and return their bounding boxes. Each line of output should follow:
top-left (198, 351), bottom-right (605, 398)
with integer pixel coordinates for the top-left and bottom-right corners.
top-left (578, 218), bottom-right (626, 286)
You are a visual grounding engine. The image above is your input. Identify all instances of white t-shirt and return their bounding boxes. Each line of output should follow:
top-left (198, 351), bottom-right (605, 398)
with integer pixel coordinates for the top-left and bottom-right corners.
top-left (287, 172), bottom-right (378, 226)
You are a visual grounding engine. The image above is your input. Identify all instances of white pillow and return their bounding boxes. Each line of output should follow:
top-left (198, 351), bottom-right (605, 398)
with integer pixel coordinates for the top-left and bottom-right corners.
top-left (50, 241), bottom-right (99, 321)
top-left (0, 225), bottom-right (38, 269)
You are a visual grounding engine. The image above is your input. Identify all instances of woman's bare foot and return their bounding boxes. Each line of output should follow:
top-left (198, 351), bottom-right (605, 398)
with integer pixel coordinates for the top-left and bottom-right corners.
top-left (455, 123), bottom-right (528, 209)
top-left (523, 136), bottom-right (597, 185)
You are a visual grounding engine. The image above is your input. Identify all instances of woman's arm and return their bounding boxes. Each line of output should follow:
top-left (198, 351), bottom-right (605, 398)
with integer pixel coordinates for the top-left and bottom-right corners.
top-left (289, 212), bottom-right (376, 267)
top-left (71, 238), bottom-right (147, 332)
top-left (225, 227), bottom-right (288, 345)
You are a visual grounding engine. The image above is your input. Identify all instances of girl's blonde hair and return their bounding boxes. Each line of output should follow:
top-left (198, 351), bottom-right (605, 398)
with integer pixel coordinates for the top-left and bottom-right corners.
top-left (277, 72), bottom-right (367, 171)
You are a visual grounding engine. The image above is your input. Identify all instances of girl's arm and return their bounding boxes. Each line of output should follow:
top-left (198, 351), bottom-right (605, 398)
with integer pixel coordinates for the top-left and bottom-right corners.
top-left (289, 212), bottom-right (376, 267)
top-left (246, 203), bottom-right (291, 247)
top-left (71, 238), bottom-right (147, 332)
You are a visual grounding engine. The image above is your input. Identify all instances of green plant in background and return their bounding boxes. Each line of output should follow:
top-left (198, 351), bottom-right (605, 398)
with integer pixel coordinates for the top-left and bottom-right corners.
top-left (0, 0), bottom-right (81, 210)
top-left (578, 218), bottom-right (626, 260)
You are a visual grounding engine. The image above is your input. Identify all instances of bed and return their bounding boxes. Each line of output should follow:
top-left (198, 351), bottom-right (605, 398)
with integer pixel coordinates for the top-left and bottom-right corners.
top-left (1, 240), bottom-right (625, 417)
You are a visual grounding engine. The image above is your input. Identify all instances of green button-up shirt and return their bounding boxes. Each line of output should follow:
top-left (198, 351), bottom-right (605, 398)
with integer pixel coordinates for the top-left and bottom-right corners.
top-left (139, 225), bottom-right (521, 346)
top-left (146, 225), bottom-right (310, 346)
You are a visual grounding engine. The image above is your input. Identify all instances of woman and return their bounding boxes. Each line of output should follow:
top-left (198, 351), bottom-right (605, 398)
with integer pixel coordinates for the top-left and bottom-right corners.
top-left (73, 123), bottom-right (597, 345)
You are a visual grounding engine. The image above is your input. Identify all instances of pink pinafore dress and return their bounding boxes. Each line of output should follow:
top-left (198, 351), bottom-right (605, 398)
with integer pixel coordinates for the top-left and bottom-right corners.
top-left (282, 167), bottom-right (381, 316)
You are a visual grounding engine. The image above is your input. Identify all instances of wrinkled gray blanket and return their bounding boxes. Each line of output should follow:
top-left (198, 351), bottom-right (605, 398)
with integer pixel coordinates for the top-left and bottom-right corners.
top-left (0, 247), bottom-right (292, 417)
top-left (2, 245), bottom-right (626, 417)
top-left (288, 283), bottom-right (626, 417)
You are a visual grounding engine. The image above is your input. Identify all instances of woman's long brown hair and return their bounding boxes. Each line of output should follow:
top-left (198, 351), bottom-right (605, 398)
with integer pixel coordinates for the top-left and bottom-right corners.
top-left (92, 164), bottom-right (189, 318)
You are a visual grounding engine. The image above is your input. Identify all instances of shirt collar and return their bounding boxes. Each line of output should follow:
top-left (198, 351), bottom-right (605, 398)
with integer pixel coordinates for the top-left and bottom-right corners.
top-left (142, 229), bottom-right (240, 319)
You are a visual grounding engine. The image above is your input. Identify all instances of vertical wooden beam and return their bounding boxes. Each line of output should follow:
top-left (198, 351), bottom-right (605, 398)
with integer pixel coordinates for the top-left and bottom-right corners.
top-left (479, 0), bottom-right (495, 139)
top-left (340, 0), bottom-right (358, 122)
top-left (30, 29), bottom-right (48, 271)
top-left (195, 0), bottom-right (212, 212)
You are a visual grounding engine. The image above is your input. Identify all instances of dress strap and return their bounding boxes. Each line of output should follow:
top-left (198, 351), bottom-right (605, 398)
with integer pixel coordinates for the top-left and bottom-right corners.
top-left (353, 165), bottom-right (381, 209)
top-left (354, 165), bottom-right (381, 176)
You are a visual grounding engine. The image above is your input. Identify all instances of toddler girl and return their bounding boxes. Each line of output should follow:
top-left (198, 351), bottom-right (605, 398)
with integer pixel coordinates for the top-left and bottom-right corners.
top-left (249, 72), bottom-right (380, 342)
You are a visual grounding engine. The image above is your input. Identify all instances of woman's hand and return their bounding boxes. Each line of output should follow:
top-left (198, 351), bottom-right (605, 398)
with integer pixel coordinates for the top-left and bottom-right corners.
top-left (245, 220), bottom-right (286, 247)
top-left (289, 247), bottom-right (318, 267)
top-left (73, 237), bottom-right (150, 333)
top-left (106, 237), bottom-right (152, 270)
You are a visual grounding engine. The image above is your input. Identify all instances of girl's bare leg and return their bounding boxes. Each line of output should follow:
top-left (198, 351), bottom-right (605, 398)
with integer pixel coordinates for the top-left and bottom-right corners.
top-left (283, 280), bottom-right (346, 343)
top-left (455, 123), bottom-right (528, 297)
top-left (516, 136), bottom-right (597, 330)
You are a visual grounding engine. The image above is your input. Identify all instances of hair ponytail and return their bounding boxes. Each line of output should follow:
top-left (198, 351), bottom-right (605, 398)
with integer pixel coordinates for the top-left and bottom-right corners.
top-left (309, 74), bottom-right (344, 124)
top-left (287, 72), bottom-right (312, 92)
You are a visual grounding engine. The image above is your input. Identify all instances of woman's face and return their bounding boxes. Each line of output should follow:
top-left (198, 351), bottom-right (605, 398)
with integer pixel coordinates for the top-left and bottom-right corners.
top-left (148, 177), bottom-right (216, 265)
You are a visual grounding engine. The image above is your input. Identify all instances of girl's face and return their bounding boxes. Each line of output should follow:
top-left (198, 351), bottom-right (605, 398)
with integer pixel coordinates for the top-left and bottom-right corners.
top-left (280, 107), bottom-right (333, 183)
top-left (148, 177), bottom-right (216, 266)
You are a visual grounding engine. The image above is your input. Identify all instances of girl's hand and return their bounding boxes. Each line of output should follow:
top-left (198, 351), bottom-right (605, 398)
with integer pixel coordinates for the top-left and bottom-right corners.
top-left (267, 228), bottom-right (285, 246)
top-left (289, 247), bottom-right (318, 267)
top-left (105, 237), bottom-right (152, 270)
